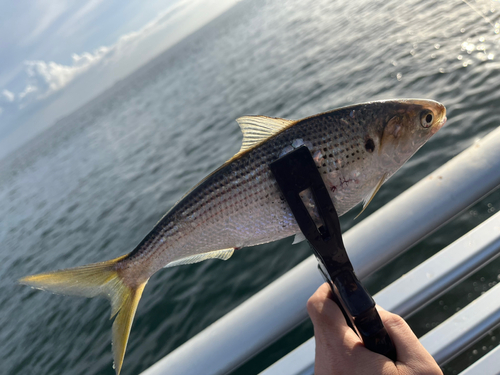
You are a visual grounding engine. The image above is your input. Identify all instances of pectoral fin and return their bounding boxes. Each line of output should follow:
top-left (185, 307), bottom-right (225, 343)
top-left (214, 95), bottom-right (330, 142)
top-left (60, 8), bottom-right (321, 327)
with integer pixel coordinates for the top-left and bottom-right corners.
top-left (355, 173), bottom-right (387, 219)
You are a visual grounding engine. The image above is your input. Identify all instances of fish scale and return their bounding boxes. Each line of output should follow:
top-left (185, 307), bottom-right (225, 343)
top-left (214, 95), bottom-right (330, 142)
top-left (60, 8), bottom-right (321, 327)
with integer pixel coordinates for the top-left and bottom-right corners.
top-left (20, 99), bottom-right (447, 375)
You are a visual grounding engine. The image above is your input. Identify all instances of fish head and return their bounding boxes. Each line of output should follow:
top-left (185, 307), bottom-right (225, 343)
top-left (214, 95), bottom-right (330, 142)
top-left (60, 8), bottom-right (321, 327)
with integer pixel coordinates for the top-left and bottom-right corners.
top-left (375, 99), bottom-right (446, 174)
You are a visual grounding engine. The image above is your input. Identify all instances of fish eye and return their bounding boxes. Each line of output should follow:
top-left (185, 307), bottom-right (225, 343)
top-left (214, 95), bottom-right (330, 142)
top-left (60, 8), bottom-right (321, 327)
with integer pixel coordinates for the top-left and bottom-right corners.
top-left (420, 110), bottom-right (434, 128)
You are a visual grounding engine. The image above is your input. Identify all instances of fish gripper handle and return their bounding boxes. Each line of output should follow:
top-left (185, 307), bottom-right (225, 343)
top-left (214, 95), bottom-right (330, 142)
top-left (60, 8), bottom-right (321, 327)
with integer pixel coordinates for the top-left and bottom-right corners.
top-left (270, 145), bottom-right (397, 362)
top-left (330, 269), bottom-right (397, 361)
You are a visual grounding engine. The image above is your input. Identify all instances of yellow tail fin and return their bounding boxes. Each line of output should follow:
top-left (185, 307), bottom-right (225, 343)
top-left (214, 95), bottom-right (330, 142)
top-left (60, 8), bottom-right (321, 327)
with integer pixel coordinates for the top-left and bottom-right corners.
top-left (19, 255), bottom-right (148, 375)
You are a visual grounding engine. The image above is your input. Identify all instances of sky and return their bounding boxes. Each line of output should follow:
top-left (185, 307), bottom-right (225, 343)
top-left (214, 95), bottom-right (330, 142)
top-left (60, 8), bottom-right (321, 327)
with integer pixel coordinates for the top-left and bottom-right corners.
top-left (0, 0), bottom-right (240, 159)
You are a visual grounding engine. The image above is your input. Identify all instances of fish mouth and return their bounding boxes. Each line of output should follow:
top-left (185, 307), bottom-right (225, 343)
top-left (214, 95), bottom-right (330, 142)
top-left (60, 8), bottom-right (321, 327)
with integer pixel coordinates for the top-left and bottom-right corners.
top-left (431, 115), bottom-right (447, 134)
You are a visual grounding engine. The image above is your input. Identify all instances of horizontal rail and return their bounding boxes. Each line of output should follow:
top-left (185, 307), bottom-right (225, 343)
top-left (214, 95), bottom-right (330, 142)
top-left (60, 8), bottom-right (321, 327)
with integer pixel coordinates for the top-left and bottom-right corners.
top-left (459, 344), bottom-right (500, 375)
top-left (259, 339), bottom-right (315, 375)
top-left (142, 126), bottom-right (500, 375)
top-left (375, 210), bottom-right (500, 317)
top-left (420, 282), bottom-right (500, 364)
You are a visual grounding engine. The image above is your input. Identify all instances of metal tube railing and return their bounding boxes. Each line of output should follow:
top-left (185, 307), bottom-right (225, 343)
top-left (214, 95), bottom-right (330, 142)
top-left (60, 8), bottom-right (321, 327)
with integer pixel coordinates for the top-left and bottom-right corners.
top-left (259, 338), bottom-right (315, 375)
top-left (459, 343), bottom-right (500, 375)
top-left (420, 282), bottom-right (500, 364)
top-left (142, 126), bottom-right (500, 375)
top-left (375, 210), bottom-right (500, 317)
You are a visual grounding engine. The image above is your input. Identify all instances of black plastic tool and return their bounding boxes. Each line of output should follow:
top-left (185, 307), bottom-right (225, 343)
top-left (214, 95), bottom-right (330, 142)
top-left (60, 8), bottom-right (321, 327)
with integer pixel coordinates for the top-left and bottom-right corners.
top-left (270, 145), bottom-right (397, 361)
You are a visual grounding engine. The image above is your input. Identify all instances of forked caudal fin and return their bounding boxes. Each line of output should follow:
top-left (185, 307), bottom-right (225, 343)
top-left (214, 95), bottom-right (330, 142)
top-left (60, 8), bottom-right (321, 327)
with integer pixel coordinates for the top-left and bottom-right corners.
top-left (19, 255), bottom-right (147, 375)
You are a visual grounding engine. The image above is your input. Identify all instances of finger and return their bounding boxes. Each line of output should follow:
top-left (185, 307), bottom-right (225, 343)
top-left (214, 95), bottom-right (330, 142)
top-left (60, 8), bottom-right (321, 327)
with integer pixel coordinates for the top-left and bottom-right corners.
top-left (307, 283), bottom-right (357, 340)
top-left (376, 308), bottom-right (425, 363)
top-left (308, 285), bottom-right (395, 374)
top-left (307, 284), bottom-right (362, 371)
top-left (376, 308), bottom-right (441, 373)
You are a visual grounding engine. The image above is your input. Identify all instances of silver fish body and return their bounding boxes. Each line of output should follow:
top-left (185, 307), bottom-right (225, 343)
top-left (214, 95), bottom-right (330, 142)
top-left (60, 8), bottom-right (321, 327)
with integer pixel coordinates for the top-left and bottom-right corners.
top-left (121, 99), bottom-right (446, 282)
top-left (20, 99), bottom-right (447, 374)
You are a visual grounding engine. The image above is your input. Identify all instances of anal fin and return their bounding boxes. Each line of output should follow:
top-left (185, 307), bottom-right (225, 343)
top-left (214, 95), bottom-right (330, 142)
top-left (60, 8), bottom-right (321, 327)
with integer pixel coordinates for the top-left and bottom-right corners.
top-left (164, 248), bottom-right (235, 268)
top-left (292, 232), bottom-right (306, 244)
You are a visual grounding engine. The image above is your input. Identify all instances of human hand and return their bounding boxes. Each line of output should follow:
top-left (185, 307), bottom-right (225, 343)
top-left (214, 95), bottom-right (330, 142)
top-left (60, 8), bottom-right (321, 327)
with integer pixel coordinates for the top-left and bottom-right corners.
top-left (307, 283), bottom-right (443, 375)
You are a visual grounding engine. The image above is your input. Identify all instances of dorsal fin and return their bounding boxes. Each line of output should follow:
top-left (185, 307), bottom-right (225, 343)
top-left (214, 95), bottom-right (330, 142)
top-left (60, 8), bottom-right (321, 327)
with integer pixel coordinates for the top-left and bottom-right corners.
top-left (163, 248), bottom-right (235, 268)
top-left (178, 116), bottom-right (295, 202)
top-left (235, 115), bottom-right (295, 155)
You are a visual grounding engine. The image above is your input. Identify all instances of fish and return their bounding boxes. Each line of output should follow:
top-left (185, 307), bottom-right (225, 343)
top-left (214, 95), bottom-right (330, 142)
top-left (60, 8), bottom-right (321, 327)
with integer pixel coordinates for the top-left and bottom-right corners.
top-left (20, 99), bottom-right (446, 374)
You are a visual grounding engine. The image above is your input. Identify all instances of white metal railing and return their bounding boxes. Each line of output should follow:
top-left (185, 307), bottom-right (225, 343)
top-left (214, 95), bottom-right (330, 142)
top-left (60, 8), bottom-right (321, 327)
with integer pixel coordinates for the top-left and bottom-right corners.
top-left (421, 282), bottom-right (500, 365)
top-left (460, 343), bottom-right (500, 375)
top-left (142, 126), bottom-right (500, 375)
top-left (375, 211), bottom-right (500, 317)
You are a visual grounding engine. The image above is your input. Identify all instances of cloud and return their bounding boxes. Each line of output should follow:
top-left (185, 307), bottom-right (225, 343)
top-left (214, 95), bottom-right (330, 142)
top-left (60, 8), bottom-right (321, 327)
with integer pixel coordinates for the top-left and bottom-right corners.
top-left (4, 0), bottom-right (240, 111)
top-left (12, 0), bottom-right (193, 103)
top-left (59, 0), bottom-right (105, 34)
top-left (0, 0), bottom-right (241, 160)
top-left (2, 89), bottom-right (15, 102)
top-left (20, 0), bottom-right (69, 46)
top-left (23, 47), bottom-right (109, 99)
top-left (19, 84), bottom-right (38, 99)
